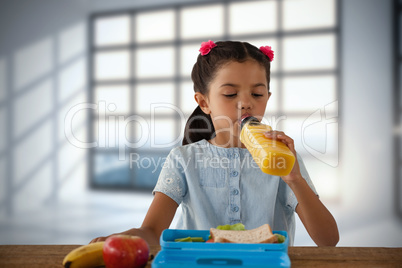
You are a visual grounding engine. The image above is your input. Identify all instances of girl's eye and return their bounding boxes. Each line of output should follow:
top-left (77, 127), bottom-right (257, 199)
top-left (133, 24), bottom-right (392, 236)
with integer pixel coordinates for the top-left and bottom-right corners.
top-left (224, 94), bottom-right (237, 98)
top-left (253, 93), bottom-right (263, 97)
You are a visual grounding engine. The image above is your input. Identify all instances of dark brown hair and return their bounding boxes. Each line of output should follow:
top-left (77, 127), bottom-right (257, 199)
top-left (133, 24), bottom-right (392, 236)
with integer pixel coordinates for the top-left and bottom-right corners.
top-left (182, 41), bottom-right (271, 145)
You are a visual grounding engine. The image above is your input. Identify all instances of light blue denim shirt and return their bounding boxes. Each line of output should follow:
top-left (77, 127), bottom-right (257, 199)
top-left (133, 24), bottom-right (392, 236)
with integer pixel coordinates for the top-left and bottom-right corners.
top-left (153, 139), bottom-right (317, 245)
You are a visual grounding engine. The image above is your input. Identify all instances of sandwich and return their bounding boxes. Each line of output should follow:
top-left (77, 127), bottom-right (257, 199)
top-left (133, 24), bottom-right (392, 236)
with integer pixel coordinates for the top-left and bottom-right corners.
top-left (210, 223), bottom-right (278, 244)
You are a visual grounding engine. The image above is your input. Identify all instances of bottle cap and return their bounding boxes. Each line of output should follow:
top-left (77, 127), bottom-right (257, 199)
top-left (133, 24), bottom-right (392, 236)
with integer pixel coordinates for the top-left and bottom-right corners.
top-left (240, 116), bottom-right (260, 129)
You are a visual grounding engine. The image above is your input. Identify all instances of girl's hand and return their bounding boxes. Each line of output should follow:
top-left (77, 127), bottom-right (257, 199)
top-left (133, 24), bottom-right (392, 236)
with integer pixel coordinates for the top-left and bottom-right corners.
top-left (264, 131), bottom-right (303, 185)
top-left (90, 236), bottom-right (110, 243)
top-left (265, 131), bottom-right (340, 246)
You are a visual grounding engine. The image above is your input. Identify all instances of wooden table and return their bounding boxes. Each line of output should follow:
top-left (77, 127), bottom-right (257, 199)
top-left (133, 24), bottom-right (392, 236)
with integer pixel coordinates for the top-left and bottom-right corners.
top-left (0, 245), bottom-right (401, 267)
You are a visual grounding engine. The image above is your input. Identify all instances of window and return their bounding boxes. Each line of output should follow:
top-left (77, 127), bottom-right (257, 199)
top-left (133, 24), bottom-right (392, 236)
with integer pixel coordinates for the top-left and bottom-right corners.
top-left (89, 0), bottom-right (340, 198)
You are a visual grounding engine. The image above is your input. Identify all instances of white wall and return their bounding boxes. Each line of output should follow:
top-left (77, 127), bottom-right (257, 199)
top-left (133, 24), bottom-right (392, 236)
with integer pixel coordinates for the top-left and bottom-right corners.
top-left (0, 0), bottom-right (401, 246)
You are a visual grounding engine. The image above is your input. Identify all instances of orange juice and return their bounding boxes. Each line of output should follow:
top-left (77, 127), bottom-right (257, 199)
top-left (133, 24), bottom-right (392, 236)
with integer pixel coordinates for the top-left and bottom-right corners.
top-left (240, 117), bottom-right (295, 176)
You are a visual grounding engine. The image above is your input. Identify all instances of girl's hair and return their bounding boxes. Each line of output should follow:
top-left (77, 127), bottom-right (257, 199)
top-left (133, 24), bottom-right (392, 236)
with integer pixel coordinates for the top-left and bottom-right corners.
top-left (182, 41), bottom-right (271, 145)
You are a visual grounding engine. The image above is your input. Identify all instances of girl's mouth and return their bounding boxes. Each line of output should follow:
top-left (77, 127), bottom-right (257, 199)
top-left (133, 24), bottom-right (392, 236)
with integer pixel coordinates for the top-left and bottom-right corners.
top-left (239, 113), bottom-right (252, 123)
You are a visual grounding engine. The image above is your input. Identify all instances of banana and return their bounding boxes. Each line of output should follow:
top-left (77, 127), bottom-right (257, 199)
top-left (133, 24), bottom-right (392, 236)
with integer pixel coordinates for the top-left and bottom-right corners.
top-left (63, 242), bottom-right (105, 268)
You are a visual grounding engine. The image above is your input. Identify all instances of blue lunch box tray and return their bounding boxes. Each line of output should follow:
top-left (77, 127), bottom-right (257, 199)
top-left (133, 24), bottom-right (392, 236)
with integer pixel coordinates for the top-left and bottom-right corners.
top-left (152, 229), bottom-right (290, 268)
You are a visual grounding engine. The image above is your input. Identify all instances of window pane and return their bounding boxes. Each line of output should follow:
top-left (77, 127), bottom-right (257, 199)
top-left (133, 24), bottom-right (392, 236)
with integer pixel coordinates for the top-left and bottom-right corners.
top-left (95, 15), bottom-right (130, 46)
top-left (301, 105), bottom-right (338, 159)
top-left (93, 119), bottom-right (107, 148)
top-left (135, 83), bottom-right (175, 114)
top-left (135, 46), bottom-right (175, 78)
top-left (276, 116), bottom-right (338, 158)
top-left (135, 118), bottom-right (177, 149)
top-left (135, 9), bottom-right (175, 43)
top-left (93, 117), bottom-right (133, 149)
top-left (132, 150), bottom-right (169, 188)
top-left (283, 0), bottom-right (336, 30)
top-left (241, 38), bottom-right (278, 73)
top-left (229, 1), bottom-right (277, 35)
top-left (180, 44), bottom-right (200, 77)
top-left (180, 81), bottom-right (197, 115)
top-left (303, 158), bottom-right (339, 199)
top-left (180, 4), bottom-right (224, 39)
top-left (94, 153), bottom-right (131, 186)
top-left (283, 75), bottom-right (336, 112)
top-left (266, 77), bottom-right (278, 114)
top-left (95, 50), bottom-right (130, 80)
top-left (94, 85), bottom-right (130, 115)
top-left (150, 118), bottom-right (178, 148)
top-left (274, 117), bottom-right (304, 150)
top-left (283, 34), bottom-right (336, 71)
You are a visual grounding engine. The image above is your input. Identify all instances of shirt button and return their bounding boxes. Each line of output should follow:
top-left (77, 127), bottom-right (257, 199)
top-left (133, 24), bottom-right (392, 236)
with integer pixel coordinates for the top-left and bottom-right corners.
top-left (230, 171), bottom-right (239, 177)
top-left (232, 206), bottom-right (239, 212)
top-left (233, 153), bottom-right (239, 158)
top-left (232, 189), bottom-right (239, 195)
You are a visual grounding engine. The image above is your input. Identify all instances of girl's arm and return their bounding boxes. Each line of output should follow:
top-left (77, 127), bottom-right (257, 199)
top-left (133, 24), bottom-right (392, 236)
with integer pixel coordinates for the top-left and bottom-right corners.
top-left (289, 176), bottom-right (339, 246)
top-left (90, 192), bottom-right (178, 245)
top-left (265, 131), bottom-right (339, 246)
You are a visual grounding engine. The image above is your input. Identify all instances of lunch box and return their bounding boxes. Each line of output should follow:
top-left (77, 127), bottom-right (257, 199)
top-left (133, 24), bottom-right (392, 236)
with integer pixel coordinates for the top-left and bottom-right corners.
top-left (152, 229), bottom-right (291, 268)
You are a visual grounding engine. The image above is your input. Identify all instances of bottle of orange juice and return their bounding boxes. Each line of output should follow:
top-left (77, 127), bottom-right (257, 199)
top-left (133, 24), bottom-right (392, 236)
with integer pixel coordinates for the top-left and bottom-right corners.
top-left (240, 116), bottom-right (295, 176)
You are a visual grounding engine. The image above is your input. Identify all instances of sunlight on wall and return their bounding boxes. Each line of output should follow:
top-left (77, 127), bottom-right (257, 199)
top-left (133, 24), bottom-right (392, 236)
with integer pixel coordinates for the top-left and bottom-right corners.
top-left (57, 21), bottom-right (88, 199)
top-left (1, 20), bottom-right (88, 214)
top-left (58, 59), bottom-right (87, 104)
top-left (13, 121), bottom-right (53, 210)
top-left (13, 79), bottom-right (53, 138)
top-left (59, 23), bottom-right (86, 64)
top-left (13, 38), bottom-right (53, 92)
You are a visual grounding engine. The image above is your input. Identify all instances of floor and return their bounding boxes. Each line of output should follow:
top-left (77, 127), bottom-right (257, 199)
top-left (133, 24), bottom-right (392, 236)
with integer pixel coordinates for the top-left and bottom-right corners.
top-left (1, 190), bottom-right (402, 247)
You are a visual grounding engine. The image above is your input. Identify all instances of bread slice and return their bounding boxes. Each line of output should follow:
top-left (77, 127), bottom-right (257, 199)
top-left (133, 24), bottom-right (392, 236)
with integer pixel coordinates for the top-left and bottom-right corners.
top-left (210, 224), bottom-right (278, 244)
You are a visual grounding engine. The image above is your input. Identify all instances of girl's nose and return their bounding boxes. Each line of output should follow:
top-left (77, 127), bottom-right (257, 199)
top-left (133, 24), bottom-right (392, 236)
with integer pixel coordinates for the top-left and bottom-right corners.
top-left (237, 99), bottom-right (252, 110)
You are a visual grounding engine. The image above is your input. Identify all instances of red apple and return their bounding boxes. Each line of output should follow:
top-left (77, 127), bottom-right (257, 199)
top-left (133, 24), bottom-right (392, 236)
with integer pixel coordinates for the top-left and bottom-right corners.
top-left (103, 235), bottom-right (149, 268)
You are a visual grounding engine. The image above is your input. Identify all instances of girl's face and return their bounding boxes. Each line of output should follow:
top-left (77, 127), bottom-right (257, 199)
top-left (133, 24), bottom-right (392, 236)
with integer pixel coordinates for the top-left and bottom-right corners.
top-left (195, 59), bottom-right (271, 147)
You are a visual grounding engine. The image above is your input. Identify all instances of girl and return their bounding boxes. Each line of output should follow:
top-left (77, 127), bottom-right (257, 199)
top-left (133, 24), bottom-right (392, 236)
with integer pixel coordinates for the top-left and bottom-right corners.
top-left (91, 41), bottom-right (339, 246)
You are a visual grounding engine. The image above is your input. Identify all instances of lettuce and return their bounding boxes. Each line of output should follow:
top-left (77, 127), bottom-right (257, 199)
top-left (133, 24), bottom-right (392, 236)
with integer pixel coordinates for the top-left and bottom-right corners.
top-left (274, 234), bottom-right (285, 243)
top-left (216, 223), bottom-right (246, 231)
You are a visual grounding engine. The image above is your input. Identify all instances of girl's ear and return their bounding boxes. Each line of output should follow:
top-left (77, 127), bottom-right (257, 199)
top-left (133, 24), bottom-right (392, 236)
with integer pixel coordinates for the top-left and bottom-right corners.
top-left (268, 91), bottom-right (272, 101)
top-left (194, 92), bottom-right (211, 114)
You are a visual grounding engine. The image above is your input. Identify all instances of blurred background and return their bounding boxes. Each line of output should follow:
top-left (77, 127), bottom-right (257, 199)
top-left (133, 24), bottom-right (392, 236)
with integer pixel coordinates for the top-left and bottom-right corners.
top-left (0, 0), bottom-right (401, 246)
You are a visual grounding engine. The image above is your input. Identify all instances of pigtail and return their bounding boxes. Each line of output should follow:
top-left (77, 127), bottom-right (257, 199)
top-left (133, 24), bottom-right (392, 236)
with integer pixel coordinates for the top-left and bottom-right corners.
top-left (182, 106), bottom-right (215, 145)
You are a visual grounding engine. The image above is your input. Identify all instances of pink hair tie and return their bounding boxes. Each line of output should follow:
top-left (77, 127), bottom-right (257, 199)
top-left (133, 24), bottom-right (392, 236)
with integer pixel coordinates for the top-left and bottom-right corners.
top-left (259, 46), bottom-right (274, 62)
top-left (199, 40), bottom-right (217, 56)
